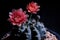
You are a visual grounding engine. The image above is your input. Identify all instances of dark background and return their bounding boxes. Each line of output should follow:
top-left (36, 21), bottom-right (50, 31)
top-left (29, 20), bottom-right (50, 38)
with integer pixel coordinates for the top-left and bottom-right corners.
top-left (0, 0), bottom-right (60, 37)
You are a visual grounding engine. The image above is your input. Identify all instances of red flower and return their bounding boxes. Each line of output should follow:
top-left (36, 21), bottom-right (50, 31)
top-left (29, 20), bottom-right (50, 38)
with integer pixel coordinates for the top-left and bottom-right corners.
top-left (8, 8), bottom-right (28, 26)
top-left (27, 1), bottom-right (40, 14)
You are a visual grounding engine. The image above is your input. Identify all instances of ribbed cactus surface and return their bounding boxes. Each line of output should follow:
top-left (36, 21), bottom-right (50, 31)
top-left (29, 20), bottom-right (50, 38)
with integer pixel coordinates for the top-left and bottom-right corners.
top-left (1, 20), bottom-right (46, 40)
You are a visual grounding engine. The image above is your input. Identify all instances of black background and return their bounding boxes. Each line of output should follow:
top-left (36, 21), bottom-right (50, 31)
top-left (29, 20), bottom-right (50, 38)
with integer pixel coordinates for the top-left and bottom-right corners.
top-left (0, 0), bottom-right (60, 37)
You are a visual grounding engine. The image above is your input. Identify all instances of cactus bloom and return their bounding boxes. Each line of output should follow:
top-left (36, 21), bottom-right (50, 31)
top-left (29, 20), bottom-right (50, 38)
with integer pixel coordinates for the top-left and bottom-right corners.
top-left (8, 8), bottom-right (28, 26)
top-left (27, 2), bottom-right (40, 14)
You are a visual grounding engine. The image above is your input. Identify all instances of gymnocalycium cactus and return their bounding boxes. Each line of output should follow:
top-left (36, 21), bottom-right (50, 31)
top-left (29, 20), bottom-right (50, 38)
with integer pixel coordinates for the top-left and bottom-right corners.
top-left (1, 1), bottom-right (47, 40)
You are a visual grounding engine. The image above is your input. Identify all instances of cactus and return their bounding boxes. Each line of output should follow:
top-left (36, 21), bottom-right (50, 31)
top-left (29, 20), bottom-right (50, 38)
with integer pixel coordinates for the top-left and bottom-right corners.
top-left (1, 1), bottom-right (48, 40)
top-left (1, 19), bottom-right (47, 40)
